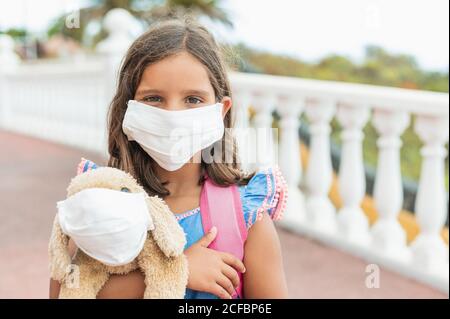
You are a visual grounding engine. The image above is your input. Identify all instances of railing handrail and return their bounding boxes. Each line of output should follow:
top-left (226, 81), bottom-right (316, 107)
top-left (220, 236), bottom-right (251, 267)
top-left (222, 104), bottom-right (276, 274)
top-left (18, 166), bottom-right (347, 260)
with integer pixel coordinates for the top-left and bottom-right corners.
top-left (230, 71), bottom-right (449, 116)
top-left (3, 61), bottom-right (448, 116)
top-left (2, 58), bottom-right (107, 77)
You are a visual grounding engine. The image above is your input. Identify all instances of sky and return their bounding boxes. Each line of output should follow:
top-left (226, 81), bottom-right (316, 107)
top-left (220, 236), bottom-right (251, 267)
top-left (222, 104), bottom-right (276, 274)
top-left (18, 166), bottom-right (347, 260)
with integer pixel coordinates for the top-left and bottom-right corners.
top-left (0, 0), bottom-right (448, 71)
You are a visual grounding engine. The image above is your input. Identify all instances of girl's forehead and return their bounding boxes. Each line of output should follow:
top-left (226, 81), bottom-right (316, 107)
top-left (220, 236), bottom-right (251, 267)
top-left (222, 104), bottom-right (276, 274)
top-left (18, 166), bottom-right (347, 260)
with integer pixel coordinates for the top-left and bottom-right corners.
top-left (139, 52), bottom-right (214, 93)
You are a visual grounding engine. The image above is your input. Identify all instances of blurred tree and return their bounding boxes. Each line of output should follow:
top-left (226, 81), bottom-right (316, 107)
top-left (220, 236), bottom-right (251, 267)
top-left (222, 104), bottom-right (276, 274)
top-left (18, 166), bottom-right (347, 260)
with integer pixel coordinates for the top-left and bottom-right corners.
top-left (47, 0), bottom-right (231, 46)
top-left (143, 0), bottom-right (232, 26)
top-left (358, 45), bottom-right (423, 88)
top-left (237, 43), bottom-right (448, 93)
top-left (0, 28), bottom-right (28, 39)
top-left (316, 55), bottom-right (357, 82)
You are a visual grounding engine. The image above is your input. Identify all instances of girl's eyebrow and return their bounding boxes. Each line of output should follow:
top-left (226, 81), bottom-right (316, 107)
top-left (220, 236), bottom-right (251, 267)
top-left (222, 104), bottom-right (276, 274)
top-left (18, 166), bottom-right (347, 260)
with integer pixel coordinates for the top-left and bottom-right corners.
top-left (135, 88), bottom-right (210, 96)
top-left (180, 89), bottom-right (210, 96)
top-left (135, 89), bottom-right (164, 96)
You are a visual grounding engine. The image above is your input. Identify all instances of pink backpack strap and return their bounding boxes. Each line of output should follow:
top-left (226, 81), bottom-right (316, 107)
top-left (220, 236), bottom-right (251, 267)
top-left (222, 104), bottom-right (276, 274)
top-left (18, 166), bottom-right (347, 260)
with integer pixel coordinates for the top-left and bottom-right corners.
top-left (200, 175), bottom-right (247, 298)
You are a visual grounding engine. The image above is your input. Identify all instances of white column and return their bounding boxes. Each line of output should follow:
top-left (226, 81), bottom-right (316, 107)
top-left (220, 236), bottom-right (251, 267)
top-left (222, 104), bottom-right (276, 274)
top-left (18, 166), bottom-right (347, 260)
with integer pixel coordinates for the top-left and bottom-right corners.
top-left (252, 93), bottom-right (276, 170)
top-left (336, 104), bottom-right (370, 244)
top-left (0, 34), bottom-right (20, 129)
top-left (410, 115), bottom-right (449, 275)
top-left (232, 91), bottom-right (252, 173)
top-left (96, 8), bottom-right (139, 63)
top-left (96, 8), bottom-right (139, 157)
top-left (371, 109), bottom-right (409, 261)
top-left (0, 34), bottom-right (20, 66)
top-left (304, 100), bottom-right (336, 232)
top-left (277, 95), bottom-right (305, 225)
top-left (96, 8), bottom-right (140, 99)
top-left (0, 75), bottom-right (8, 129)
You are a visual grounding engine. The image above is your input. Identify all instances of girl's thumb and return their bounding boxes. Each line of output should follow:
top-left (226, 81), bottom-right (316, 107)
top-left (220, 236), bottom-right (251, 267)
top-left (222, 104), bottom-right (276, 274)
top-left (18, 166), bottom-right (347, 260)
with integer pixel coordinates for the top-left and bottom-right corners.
top-left (198, 226), bottom-right (217, 247)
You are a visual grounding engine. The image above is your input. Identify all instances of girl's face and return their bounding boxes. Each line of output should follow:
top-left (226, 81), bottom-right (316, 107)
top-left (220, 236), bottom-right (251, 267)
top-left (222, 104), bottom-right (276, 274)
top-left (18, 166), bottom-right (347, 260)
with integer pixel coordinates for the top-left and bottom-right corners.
top-left (134, 51), bottom-right (232, 115)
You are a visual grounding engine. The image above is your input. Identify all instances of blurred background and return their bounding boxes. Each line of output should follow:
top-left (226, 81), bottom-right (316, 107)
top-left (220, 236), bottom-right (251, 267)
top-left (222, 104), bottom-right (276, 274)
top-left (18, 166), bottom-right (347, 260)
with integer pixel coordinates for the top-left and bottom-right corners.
top-left (0, 0), bottom-right (448, 299)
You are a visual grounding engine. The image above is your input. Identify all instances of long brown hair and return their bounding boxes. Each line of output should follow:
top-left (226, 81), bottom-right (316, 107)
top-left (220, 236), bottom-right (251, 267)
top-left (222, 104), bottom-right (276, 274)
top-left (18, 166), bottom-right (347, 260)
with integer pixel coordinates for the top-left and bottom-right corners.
top-left (107, 17), bottom-right (253, 197)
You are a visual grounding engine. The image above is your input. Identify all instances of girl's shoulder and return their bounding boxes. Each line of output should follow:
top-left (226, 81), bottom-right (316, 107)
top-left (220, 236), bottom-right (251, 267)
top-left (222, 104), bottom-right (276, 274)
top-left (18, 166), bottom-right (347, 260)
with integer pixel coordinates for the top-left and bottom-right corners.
top-left (238, 166), bottom-right (288, 230)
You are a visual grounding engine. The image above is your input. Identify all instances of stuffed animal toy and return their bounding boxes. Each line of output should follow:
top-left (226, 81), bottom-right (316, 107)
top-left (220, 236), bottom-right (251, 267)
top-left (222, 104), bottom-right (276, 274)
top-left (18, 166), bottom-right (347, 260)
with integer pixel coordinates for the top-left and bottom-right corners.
top-left (48, 158), bottom-right (188, 299)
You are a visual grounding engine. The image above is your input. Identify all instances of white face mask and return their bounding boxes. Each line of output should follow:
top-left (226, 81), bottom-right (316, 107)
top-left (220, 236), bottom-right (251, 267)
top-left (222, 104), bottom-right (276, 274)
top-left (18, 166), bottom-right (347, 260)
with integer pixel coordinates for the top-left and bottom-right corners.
top-left (122, 100), bottom-right (225, 171)
top-left (57, 188), bottom-right (154, 266)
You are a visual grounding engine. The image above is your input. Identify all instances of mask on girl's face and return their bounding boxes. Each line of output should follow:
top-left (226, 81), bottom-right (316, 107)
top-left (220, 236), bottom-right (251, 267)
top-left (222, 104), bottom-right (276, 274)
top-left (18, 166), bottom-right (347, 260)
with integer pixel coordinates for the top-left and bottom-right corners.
top-left (122, 100), bottom-right (225, 171)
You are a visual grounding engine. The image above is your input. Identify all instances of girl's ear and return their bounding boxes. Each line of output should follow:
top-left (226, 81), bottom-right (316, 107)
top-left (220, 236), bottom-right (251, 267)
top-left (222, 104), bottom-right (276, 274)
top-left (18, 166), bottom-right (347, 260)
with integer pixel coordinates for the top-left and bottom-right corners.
top-left (146, 197), bottom-right (186, 257)
top-left (220, 96), bottom-right (232, 118)
top-left (48, 215), bottom-right (72, 282)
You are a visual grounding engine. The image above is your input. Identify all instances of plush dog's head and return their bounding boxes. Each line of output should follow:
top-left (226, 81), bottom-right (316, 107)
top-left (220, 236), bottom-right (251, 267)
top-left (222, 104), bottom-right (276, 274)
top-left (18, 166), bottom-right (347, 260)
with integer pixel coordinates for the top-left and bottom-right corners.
top-left (49, 158), bottom-right (186, 281)
top-left (67, 158), bottom-right (146, 197)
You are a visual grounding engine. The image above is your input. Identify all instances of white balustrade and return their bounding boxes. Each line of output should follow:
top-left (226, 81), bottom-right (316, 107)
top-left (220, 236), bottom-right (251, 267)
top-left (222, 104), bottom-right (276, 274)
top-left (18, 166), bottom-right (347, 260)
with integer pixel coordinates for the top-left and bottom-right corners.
top-left (304, 99), bottom-right (337, 233)
top-left (251, 93), bottom-right (277, 169)
top-left (411, 115), bottom-right (449, 276)
top-left (277, 95), bottom-right (305, 224)
top-left (336, 103), bottom-right (370, 244)
top-left (232, 90), bottom-right (252, 173)
top-left (371, 110), bottom-right (410, 261)
top-left (0, 60), bottom-right (110, 155)
top-left (0, 34), bottom-right (20, 128)
top-left (0, 34), bottom-right (20, 68)
top-left (227, 72), bottom-right (448, 292)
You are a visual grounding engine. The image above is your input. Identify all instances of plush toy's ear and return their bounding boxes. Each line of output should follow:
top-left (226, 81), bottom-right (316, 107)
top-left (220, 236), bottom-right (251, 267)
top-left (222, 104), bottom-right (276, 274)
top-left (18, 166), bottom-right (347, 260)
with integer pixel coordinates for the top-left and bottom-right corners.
top-left (48, 158), bottom-right (93, 282)
top-left (48, 215), bottom-right (72, 282)
top-left (146, 197), bottom-right (186, 258)
top-left (76, 157), bottom-right (98, 175)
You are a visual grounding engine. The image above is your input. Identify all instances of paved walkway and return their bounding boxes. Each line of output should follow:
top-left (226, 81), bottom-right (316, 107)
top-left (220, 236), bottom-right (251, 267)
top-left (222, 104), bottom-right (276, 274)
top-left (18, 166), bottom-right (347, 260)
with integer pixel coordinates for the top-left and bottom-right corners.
top-left (0, 130), bottom-right (446, 298)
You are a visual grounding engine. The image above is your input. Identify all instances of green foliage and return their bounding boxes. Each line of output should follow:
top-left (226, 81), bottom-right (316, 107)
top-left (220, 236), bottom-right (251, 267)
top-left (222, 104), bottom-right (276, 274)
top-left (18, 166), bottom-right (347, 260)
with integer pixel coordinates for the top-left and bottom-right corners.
top-left (0, 28), bottom-right (27, 39)
top-left (235, 43), bottom-right (449, 93)
top-left (235, 43), bottom-right (449, 189)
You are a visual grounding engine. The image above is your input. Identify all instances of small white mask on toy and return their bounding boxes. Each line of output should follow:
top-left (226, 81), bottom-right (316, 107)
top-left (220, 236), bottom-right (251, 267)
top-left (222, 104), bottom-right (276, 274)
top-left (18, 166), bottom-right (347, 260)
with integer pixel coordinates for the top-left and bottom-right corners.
top-left (57, 188), bottom-right (154, 266)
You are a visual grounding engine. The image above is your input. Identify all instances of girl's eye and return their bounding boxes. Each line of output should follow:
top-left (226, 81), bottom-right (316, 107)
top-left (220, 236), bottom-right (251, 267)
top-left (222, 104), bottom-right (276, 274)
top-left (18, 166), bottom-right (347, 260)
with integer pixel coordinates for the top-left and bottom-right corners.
top-left (142, 96), bottom-right (162, 103)
top-left (186, 96), bottom-right (202, 105)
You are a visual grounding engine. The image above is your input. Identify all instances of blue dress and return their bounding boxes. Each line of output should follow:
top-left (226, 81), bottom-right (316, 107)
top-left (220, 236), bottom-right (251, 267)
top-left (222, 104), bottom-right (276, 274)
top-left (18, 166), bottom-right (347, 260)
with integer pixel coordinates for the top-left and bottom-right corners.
top-left (175, 166), bottom-right (287, 299)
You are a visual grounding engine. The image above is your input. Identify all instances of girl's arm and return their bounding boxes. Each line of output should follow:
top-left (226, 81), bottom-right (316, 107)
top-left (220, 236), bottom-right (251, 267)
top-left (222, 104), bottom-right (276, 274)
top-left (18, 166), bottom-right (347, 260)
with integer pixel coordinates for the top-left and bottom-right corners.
top-left (49, 279), bottom-right (60, 299)
top-left (50, 271), bottom-right (146, 299)
top-left (49, 232), bottom-right (244, 299)
top-left (49, 238), bottom-right (77, 299)
top-left (49, 238), bottom-right (146, 299)
top-left (243, 212), bottom-right (289, 298)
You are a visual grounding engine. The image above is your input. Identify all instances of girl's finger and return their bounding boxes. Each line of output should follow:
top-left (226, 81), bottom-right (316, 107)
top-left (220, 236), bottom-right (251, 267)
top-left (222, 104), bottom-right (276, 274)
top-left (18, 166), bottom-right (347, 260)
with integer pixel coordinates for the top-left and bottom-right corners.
top-left (220, 252), bottom-right (246, 273)
top-left (216, 274), bottom-right (236, 297)
top-left (221, 264), bottom-right (240, 289)
top-left (197, 226), bottom-right (217, 248)
top-left (212, 281), bottom-right (233, 299)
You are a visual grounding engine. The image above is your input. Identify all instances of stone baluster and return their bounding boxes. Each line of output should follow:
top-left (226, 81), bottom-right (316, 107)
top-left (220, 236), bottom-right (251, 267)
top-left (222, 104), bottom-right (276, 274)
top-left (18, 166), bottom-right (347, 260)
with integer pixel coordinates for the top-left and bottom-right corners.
top-left (371, 109), bottom-right (409, 261)
top-left (410, 115), bottom-right (449, 275)
top-left (252, 93), bottom-right (276, 170)
top-left (0, 34), bottom-right (20, 129)
top-left (232, 91), bottom-right (252, 173)
top-left (304, 99), bottom-right (336, 232)
top-left (277, 95), bottom-right (305, 224)
top-left (336, 103), bottom-right (370, 244)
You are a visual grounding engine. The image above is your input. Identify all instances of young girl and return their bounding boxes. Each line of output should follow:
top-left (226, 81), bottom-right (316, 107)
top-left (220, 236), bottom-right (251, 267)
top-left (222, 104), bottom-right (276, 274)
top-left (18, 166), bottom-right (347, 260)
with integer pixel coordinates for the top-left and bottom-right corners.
top-left (50, 18), bottom-right (288, 299)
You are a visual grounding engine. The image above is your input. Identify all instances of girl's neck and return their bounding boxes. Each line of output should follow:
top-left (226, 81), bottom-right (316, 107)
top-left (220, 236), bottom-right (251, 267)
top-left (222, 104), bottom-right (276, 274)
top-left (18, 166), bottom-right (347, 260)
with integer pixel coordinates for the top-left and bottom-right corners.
top-left (155, 162), bottom-right (202, 197)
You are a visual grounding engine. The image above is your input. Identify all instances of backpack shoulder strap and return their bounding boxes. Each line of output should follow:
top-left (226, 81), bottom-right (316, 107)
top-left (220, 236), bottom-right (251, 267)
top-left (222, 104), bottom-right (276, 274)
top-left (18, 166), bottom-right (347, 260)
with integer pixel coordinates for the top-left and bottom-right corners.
top-left (200, 175), bottom-right (247, 298)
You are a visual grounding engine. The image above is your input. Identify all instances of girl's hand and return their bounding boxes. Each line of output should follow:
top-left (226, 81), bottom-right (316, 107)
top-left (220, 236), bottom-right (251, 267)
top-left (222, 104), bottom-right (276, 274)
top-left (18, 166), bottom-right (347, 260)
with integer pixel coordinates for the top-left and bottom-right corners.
top-left (184, 226), bottom-right (246, 299)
